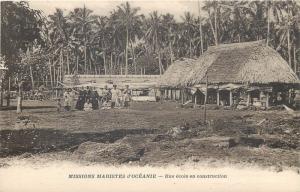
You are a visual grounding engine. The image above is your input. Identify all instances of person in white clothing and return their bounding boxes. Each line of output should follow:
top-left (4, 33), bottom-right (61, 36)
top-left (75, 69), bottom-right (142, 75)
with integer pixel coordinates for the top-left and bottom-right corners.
top-left (84, 99), bottom-right (93, 111)
top-left (111, 84), bottom-right (121, 108)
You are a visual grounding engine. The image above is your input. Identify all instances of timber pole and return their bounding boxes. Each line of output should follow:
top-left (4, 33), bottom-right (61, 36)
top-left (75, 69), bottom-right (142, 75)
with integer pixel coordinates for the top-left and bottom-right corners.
top-left (16, 81), bottom-right (23, 114)
top-left (204, 72), bottom-right (208, 124)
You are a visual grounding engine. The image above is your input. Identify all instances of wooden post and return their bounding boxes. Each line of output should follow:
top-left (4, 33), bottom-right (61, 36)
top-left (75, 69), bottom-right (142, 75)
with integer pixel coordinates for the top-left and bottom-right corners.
top-left (217, 90), bottom-right (220, 106)
top-left (164, 89), bottom-right (167, 100)
top-left (194, 94), bottom-right (197, 108)
top-left (204, 73), bottom-right (208, 124)
top-left (247, 92), bottom-right (251, 106)
top-left (229, 90), bottom-right (233, 106)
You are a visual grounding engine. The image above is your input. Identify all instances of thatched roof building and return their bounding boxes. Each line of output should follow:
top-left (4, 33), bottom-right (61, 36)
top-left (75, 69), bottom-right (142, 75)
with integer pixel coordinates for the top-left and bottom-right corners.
top-left (162, 40), bottom-right (299, 87)
top-left (160, 58), bottom-right (196, 88)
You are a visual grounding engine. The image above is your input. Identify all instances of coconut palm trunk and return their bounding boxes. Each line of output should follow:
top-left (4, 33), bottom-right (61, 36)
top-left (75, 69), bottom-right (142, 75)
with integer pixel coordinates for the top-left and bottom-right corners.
top-left (84, 44), bottom-right (87, 74)
top-left (103, 51), bottom-right (106, 75)
top-left (294, 45), bottom-right (297, 72)
top-left (16, 82), bottom-right (22, 114)
top-left (76, 55), bottom-right (79, 74)
top-left (198, 0), bottom-right (203, 55)
top-left (53, 66), bottom-right (56, 87)
top-left (125, 26), bottom-right (129, 76)
top-left (57, 67), bottom-right (59, 86)
top-left (208, 10), bottom-right (218, 46)
top-left (60, 50), bottom-right (63, 83)
top-left (67, 51), bottom-right (70, 75)
top-left (169, 42), bottom-right (173, 66)
top-left (155, 32), bottom-right (163, 75)
top-left (0, 81), bottom-right (3, 107)
top-left (189, 39), bottom-right (193, 58)
top-left (266, 2), bottom-right (270, 46)
top-left (29, 65), bottom-right (34, 90)
top-left (214, 3), bottom-right (218, 46)
top-left (129, 41), bottom-right (137, 74)
top-left (110, 52), bottom-right (113, 75)
top-left (7, 77), bottom-right (10, 106)
top-left (158, 52), bottom-right (162, 75)
top-left (287, 27), bottom-right (291, 67)
top-left (49, 58), bottom-right (53, 88)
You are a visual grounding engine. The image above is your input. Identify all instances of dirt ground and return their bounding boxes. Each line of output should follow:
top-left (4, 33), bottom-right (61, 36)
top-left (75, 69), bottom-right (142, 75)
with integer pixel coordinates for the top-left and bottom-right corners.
top-left (0, 100), bottom-right (299, 172)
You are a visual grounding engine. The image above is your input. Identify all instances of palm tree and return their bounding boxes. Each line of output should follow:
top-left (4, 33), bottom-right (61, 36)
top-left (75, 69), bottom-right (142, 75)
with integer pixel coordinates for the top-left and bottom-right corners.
top-left (68, 5), bottom-right (96, 74)
top-left (197, 0), bottom-right (204, 54)
top-left (115, 2), bottom-right (141, 75)
top-left (48, 8), bottom-right (69, 84)
top-left (162, 13), bottom-right (176, 65)
top-left (203, 1), bottom-right (219, 45)
top-left (145, 11), bottom-right (165, 75)
top-left (181, 12), bottom-right (197, 58)
top-left (94, 16), bottom-right (109, 74)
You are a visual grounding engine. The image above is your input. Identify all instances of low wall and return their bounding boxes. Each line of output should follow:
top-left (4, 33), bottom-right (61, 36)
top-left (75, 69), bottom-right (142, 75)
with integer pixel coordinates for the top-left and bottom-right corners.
top-left (64, 75), bottom-right (161, 89)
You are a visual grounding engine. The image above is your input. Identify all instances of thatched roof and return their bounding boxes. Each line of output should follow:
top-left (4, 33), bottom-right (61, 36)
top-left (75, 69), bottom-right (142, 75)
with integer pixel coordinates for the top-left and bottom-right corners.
top-left (161, 40), bottom-right (299, 87)
top-left (159, 58), bottom-right (196, 87)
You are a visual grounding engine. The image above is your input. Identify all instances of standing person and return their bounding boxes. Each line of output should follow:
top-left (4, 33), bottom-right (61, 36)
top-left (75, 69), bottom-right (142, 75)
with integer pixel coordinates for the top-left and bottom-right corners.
top-left (69, 89), bottom-right (76, 110)
top-left (123, 85), bottom-right (131, 108)
top-left (111, 84), bottom-right (121, 108)
top-left (91, 89), bottom-right (100, 110)
top-left (63, 88), bottom-right (72, 111)
top-left (99, 85), bottom-right (107, 106)
top-left (76, 89), bottom-right (85, 110)
top-left (86, 86), bottom-right (92, 101)
top-left (56, 98), bottom-right (62, 112)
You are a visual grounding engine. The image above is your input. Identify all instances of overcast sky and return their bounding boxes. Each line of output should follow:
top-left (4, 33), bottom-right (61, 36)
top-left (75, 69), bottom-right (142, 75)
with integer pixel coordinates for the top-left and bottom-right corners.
top-left (29, 0), bottom-right (205, 21)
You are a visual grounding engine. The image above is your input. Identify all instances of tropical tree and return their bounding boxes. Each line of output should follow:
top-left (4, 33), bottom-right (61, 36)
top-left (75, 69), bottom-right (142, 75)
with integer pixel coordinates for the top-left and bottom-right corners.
top-left (48, 8), bottom-right (69, 85)
top-left (145, 11), bottom-right (166, 75)
top-left (1, 1), bottom-right (43, 108)
top-left (115, 2), bottom-right (141, 75)
top-left (68, 6), bottom-right (96, 74)
top-left (180, 12), bottom-right (197, 58)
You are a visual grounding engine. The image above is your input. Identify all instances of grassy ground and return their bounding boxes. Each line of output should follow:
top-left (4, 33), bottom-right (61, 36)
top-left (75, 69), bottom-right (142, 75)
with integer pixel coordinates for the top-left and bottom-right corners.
top-left (0, 99), bottom-right (299, 171)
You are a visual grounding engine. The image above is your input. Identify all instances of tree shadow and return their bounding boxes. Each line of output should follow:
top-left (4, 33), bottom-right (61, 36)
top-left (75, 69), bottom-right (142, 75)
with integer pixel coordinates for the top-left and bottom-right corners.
top-left (0, 128), bottom-right (158, 157)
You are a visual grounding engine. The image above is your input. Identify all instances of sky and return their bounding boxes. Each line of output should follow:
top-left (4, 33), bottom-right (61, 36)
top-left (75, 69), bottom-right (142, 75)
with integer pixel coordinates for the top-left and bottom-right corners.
top-left (28, 0), bottom-right (205, 21)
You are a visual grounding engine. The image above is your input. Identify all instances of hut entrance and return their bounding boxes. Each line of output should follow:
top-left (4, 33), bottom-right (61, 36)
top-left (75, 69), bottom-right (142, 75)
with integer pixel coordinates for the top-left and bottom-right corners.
top-left (207, 89), bottom-right (217, 104)
top-left (193, 89), bottom-right (205, 105)
top-left (219, 90), bottom-right (230, 106)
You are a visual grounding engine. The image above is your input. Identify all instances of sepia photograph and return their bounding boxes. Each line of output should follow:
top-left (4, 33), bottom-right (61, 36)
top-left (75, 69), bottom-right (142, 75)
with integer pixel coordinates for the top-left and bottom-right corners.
top-left (0, 0), bottom-right (300, 191)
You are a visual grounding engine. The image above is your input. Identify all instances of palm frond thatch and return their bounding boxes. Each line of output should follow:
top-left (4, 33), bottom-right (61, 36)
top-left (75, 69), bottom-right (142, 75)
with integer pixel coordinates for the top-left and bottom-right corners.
top-left (159, 58), bottom-right (196, 88)
top-left (161, 40), bottom-right (299, 87)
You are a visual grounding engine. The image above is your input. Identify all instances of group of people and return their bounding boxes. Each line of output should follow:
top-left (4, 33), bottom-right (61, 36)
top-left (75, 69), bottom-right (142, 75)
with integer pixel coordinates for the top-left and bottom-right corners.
top-left (59, 84), bottom-right (131, 112)
top-left (75, 87), bottom-right (100, 111)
